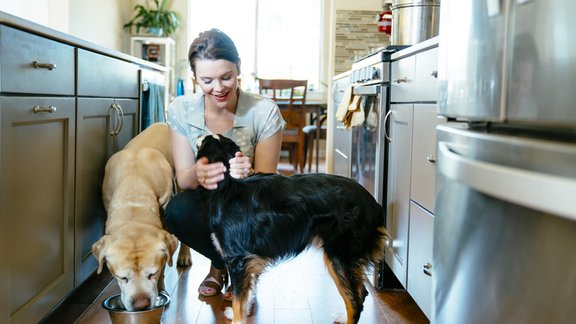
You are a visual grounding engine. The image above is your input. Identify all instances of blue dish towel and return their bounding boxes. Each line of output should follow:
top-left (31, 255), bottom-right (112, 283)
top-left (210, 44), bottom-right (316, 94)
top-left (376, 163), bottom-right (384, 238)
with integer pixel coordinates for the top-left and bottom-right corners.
top-left (142, 82), bottom-right (165, 129)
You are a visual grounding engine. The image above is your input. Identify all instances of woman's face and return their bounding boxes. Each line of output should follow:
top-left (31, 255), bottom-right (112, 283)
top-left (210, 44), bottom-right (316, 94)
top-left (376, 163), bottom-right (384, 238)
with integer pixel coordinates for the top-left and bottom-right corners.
top-left (195, 59), bottom-right (239, 110)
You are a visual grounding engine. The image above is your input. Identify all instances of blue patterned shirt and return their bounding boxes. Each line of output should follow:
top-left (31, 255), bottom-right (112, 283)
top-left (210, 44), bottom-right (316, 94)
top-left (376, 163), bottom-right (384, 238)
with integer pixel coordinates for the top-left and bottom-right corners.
top-left (167, 89), bottom-right (286, 157)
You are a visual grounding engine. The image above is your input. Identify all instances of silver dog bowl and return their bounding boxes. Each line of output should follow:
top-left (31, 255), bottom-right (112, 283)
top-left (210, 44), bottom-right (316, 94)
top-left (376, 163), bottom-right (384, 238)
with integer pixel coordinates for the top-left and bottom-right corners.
top-left (102, 292), bottom-right (170, 324)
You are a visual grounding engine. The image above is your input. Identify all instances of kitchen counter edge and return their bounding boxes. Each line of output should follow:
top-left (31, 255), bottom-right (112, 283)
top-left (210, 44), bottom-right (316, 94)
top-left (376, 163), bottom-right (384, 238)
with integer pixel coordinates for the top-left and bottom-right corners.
top-left (0, 10), bottom-right (168, 73)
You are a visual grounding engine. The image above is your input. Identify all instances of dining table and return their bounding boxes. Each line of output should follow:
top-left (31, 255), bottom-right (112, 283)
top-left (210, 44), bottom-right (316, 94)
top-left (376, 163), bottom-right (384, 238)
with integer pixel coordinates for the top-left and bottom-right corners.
top-left (275, 100), bottom-right (327, 172)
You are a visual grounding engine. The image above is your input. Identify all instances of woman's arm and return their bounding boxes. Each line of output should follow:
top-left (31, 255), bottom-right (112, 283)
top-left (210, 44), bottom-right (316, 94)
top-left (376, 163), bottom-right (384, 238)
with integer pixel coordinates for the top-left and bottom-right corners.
top-left (253, 129), bottom-right (283, 173)
top-left (170, 127), bottom-right (225, 190)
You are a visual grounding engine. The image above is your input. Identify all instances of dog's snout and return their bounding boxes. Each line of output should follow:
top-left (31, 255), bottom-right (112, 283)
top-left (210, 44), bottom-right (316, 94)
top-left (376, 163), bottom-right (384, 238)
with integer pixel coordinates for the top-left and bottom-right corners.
top-left (131, 295), bottom-right (152, 310)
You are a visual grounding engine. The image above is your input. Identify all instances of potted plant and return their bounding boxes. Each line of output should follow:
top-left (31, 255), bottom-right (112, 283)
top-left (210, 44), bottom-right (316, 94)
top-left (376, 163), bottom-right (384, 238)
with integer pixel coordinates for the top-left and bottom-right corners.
top-left (123, 0), bottom-right (180, 37)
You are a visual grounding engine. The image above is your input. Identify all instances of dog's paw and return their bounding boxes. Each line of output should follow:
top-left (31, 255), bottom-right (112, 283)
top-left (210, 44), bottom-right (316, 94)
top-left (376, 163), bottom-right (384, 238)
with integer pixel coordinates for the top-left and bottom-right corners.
top-left (177, 255), bottom-right (192, 267)
top-left (333, 313), bottom-right (347, 324)
top-left (176, 246), bottom-right (192, 267)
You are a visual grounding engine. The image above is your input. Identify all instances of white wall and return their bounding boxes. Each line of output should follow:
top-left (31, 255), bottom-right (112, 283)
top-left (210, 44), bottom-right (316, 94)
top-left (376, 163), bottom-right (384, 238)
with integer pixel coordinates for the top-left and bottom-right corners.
top-left (68, 0), bottom-right (131, 51)
top-left (0, 0), bottom-right (68, 32)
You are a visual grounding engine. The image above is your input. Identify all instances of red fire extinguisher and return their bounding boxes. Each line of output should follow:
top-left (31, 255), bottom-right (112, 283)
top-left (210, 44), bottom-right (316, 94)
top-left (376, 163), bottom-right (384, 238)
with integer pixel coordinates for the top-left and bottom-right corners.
top-left (377, 10), bottom-right (392, 35)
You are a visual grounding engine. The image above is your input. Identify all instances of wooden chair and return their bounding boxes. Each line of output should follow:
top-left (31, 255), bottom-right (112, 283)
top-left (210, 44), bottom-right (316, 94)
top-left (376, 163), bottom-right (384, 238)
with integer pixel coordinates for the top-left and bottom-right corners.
top-left (302, 112), bottom-right (327, 172)
top-left (258, 79), bottom-right (308, 171)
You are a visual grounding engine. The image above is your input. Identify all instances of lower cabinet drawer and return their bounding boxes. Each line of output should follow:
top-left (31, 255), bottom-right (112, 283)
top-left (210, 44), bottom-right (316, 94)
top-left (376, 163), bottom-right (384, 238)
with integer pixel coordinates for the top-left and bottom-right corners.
top-left (407, 201), bottom-right (434, 319)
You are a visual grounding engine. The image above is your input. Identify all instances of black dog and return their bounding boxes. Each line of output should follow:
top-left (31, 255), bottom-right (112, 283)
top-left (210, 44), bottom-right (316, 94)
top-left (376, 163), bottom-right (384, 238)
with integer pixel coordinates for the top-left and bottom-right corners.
top-left (196, 134), bottom-right (388, 324)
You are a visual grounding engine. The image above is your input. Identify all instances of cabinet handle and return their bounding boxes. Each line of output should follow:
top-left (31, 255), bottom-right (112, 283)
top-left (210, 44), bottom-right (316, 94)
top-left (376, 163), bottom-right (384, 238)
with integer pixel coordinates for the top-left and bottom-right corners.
top-left (423, 262), bottom-right (432, 277)
top-left (431, 70), bottom-right (438, 78)
top-left (115, 103), bottom-right (124, 136)
top-left (383, 110), bottom-right (393, 143)
top-left (32, 61), bottom-right (57, 70)
top-left (33, 105), bottom-right (57, 113)
top-left (426, 155), bottom-right (436, 163)
top-left (109, 103), bottom-right (125, 136)
top-left (394, 77), bottom-right (408, 84)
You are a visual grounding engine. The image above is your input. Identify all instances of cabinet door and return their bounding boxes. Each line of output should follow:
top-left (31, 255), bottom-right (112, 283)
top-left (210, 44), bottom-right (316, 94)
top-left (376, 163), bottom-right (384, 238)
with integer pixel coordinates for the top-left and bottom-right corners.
top-left (385, 103), bottom-right (413, 287)
top-left (407, 201), bottom-right (434, 319)
top-left (75, 98), bottom-right (138, 285)
top-left (0, 96), bottom-right (75, 324)
top-left (410, 104), bottom-right (443, 213)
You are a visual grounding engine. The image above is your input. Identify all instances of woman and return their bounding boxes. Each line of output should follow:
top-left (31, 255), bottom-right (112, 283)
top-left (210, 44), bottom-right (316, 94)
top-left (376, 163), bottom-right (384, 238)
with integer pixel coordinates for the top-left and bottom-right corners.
top-left (164, 29), bottom-right (285, 299)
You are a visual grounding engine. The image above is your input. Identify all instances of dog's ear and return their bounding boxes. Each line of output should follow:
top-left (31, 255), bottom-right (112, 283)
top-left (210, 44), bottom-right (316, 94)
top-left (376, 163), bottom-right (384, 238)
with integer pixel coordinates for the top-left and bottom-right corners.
top-left (91, 236), bottom-right (109, 274)
top-left (195, 135), bottom-right (208, 151)
top-left (162, 232), bottom-right (179, 267)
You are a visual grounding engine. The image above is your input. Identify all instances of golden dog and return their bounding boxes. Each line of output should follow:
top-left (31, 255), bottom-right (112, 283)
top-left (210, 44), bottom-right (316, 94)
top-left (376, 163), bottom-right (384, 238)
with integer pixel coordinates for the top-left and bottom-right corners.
top-left (92, 122), bottom-right (190, 310)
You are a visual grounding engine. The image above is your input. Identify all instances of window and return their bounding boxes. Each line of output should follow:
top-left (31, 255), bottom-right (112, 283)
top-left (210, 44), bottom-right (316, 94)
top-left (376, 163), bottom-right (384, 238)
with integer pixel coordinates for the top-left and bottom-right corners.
top-left (188, 0), bottom-right (322, 95)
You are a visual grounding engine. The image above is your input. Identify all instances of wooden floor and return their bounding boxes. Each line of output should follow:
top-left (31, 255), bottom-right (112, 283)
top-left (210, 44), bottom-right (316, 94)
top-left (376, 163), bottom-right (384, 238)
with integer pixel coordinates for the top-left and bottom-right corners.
top-left (41, 155), bottom-right (429, 324)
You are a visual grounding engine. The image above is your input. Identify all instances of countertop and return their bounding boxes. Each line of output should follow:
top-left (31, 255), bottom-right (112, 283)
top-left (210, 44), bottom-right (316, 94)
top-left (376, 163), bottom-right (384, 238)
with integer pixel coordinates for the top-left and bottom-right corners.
top-left (0, 10), bottom-right (168, 73)
top-left (391, 36), bottom-right (439, 61)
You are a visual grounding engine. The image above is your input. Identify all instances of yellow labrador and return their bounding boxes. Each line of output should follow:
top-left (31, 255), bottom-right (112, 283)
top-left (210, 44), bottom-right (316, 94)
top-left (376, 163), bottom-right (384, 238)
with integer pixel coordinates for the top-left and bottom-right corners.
top-left (92, 122), bottom-right (190, 310)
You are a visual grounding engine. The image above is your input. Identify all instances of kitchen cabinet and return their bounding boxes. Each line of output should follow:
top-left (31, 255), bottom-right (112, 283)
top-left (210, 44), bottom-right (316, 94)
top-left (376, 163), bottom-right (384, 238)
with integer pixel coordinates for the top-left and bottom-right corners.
top-left (1, 97), bottom-right (76, 324)
top-left (75, 49), bottom-right (139, 286)
top-left (407, 201), bottom-right (434, 318)
top-left (386, 39), bottom-right (441, 319)
top-left (0, 20), bottom-right (143, 323)
top-left (385, 103), bottom-right (413, 287)
top-left (0, 24), bottom-right (77, 323)
top-left (75, 98), bottom-right (138, 285)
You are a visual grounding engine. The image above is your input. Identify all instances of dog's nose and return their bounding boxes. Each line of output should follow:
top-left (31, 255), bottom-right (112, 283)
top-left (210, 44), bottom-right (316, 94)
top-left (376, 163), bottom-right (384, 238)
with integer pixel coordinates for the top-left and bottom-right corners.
top-left (132, 296), bottom-right (152, 309)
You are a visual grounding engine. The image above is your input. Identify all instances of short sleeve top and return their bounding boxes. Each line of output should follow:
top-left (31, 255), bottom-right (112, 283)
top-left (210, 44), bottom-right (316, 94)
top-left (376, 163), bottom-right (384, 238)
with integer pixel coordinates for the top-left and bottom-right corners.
top-left (167, 89), bottom-right (286, 157)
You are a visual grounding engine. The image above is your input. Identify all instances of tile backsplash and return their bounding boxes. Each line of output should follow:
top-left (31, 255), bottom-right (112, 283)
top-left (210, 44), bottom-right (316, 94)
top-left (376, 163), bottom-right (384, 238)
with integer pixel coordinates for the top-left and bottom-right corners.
top-left (335, 10), bottom-right (390, 75)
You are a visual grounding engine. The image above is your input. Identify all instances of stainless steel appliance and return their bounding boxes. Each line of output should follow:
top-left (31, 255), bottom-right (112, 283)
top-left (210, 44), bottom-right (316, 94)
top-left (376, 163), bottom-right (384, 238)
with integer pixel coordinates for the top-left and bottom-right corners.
top-left (435, 0), bottom-right (576, 323)
top-left (390, 0), bottom-right (440, 45)
top-left (331, 72), bottom-right (352, 177)
top-left (349, 48), bottom-right (405, 205)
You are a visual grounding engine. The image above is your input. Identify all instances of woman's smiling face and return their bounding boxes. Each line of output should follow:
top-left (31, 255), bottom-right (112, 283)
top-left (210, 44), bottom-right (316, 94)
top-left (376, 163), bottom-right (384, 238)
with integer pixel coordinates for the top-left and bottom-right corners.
top-left (195, 59), bottom-right (239, 110)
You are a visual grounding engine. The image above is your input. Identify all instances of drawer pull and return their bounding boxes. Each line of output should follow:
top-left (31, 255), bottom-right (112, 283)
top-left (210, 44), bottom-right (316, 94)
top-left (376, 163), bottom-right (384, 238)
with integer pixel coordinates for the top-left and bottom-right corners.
top-left (394, 77), bottom-right (408, 84)
top-left (33, 105), bottom-right (57, 113)
top-left (426, 155), bottom-right (436, 163)
top-left (431, 70), bottom-right (438, 78)
top-left (32, 61), bottom-right (57, 70)
top-left (423, 262), bottom-right (432, 277)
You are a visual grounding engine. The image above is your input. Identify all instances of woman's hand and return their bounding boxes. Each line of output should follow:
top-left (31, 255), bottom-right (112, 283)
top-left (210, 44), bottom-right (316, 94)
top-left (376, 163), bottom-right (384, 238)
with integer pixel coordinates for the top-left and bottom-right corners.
top-left (229, 152), bottom-right (253, 179)
top-left (196, 157), bottom-right (226, 190)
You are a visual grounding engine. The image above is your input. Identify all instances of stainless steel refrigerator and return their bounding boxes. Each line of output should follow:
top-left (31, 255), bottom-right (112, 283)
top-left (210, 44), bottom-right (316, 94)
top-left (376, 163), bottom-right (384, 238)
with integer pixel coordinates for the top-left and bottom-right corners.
top-left (434, 0), bottom-right (576, 323)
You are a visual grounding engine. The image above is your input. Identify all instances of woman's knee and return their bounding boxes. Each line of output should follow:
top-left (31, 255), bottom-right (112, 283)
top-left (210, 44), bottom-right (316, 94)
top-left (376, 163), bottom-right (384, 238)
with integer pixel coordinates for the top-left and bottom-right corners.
top-left (164, 190), bottom-right (203, 233)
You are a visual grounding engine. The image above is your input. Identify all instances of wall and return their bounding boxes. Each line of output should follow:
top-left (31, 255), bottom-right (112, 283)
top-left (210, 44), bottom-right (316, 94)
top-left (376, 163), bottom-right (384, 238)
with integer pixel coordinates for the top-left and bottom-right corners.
top-left (0, 0), bottom-right (69, 32)
top-left (68, 0), bottom-right (130, 50)
top-left (334, 10), bottom-right (390, 74)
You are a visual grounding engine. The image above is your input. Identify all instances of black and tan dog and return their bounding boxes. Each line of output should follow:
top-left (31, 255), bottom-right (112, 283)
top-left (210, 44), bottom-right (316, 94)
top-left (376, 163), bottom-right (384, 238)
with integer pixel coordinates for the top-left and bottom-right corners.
top-left (196, 134), bottom-right (388, 324)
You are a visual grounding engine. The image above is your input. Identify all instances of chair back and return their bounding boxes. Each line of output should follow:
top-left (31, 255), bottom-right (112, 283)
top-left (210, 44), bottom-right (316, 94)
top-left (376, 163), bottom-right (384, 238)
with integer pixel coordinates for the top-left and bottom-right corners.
top-left (258, 79), bottom-right (307, 128)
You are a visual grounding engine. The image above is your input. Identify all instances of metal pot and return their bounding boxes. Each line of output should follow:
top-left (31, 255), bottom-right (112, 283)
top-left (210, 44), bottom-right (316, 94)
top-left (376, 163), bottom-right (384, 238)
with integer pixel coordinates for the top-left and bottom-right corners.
top-left (390, 0), bottom-right (440, 45)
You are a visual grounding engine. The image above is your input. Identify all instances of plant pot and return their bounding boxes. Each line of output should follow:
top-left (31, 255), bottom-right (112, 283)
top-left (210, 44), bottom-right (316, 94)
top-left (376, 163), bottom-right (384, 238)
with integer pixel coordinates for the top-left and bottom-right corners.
top-left (145, 27), bottom-right (163, 37)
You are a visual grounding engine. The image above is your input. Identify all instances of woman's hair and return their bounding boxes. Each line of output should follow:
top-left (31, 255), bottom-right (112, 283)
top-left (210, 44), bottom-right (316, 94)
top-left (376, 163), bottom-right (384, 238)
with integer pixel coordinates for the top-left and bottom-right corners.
top-left (188, 29), bottom-right (241, 76)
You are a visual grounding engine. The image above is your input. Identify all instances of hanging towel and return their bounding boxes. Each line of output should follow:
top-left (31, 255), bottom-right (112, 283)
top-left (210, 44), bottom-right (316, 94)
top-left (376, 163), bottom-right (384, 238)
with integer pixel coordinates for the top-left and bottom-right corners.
top-left (336, 85), bottom-right (353, 122)
top-left (142, 83), bottom-right (166, 129)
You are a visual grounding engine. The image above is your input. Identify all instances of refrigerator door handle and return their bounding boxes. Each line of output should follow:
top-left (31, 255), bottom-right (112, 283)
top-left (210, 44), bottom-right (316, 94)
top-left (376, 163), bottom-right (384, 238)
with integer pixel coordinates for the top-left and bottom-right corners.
top-left (438, 142), bottom-right (576, 221)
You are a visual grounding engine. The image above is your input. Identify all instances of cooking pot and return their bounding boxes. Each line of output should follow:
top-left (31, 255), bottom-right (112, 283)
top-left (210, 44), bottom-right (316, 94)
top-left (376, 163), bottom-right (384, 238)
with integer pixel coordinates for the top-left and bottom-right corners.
top-left (391, 0), bottom-right (440, 45)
